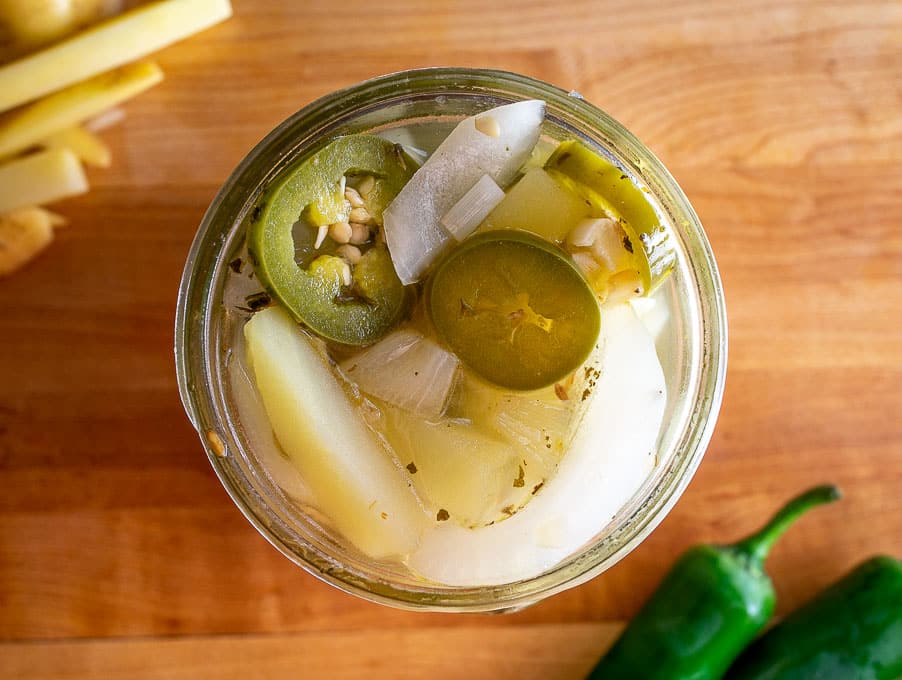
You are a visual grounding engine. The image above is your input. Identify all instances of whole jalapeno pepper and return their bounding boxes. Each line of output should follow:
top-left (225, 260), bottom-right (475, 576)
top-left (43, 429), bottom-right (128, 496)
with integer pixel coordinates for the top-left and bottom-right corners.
top-left (586, 485), bottom-right (841, 680)
top-left (725, 555), bottom-right (902, 680)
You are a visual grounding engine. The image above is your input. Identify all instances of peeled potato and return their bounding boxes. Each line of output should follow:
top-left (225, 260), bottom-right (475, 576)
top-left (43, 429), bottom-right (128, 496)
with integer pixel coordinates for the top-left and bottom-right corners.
top-left (0, 60), bottom-right (162, 160)
top-left (40, 125), bottom-right (112, 167)
top-left (244, 306), bottom-right (427, 559)
top-left (382, 407), bottom-right (529, 528)
top-left (0, 206), bottom-right (63, 276)
top-left (0, 0), bottom-right (232, 112)
top-left (0, 148), bottom-right (88, 214)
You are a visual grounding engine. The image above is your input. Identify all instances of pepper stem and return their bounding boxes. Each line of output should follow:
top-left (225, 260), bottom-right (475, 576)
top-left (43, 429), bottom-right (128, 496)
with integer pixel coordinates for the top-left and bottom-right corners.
top-left (733, 484), bottom-right (841, 564)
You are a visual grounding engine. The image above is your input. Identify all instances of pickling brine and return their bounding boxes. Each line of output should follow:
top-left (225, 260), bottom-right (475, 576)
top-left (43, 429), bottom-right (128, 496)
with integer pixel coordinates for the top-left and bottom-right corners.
top-left (221, 99), bottom-right (674, 586)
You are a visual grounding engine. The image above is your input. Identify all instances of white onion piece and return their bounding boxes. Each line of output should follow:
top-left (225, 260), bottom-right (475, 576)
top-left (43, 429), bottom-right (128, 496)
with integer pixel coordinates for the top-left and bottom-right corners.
top-left (453, 378), bottom-right (571, 471)
top-left (406, 304), bottom-right (666, 585)
top-left (571, 251), bottom-right (602, 281)
top-left (341, 329), bottom-right (460, 419)
top-left (440, 174), bottom-right (505, 241)
top-left (493, 395), bottom-right (571, 467)
top-left (630, 291), bottom-right (670, 341)
top-left (383, 99), bottom-right (546, 284)
top-left (566, 217), bottom-right (628, 272)
top-left (567, 217), bottom-right (616, 248)
top-left (590, 221), bottom-right (631, 272)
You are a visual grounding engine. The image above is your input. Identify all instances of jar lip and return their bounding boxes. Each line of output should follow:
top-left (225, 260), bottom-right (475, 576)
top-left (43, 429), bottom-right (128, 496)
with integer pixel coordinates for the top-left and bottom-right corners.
top-left (175, 67), bottom-right (728, 612)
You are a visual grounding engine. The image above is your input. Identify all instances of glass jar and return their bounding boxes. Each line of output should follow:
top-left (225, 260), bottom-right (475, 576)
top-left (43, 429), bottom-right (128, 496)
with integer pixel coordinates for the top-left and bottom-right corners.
top-left (175, 68), bottom-right (727, 612)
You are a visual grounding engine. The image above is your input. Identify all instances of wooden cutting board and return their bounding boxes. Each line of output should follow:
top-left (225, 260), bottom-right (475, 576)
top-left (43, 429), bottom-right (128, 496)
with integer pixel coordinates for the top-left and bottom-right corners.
top-left (1, 1), bottom-right (900, 677)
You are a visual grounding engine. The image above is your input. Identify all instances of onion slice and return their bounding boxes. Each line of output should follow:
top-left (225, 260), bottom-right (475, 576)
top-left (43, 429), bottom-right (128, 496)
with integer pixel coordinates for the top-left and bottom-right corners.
top-left (341, 329), bottom-right (460, 419)
top-left (383, 99), bottom-right (546, 284)
top-left (440, 174), bottom-right (505, 241)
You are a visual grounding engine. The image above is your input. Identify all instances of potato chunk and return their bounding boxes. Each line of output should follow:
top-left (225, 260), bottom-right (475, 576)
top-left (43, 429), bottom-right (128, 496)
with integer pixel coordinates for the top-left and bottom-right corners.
top-left (0, 148), bottom-right (88, 214)
top-left (0, 206), bottom-right (62, 276)
top-left (244, 307), bottom-right (426, 559)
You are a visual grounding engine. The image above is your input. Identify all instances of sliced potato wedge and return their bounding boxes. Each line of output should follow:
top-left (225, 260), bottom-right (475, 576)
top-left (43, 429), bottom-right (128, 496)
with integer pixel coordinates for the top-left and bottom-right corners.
top-left (0, 0), bottom-right (231, 113)
top-left (0, 148), bottom-right (88, 214)
top-left (39, 125), bottom-right (111, 167)
top-left (0, 206), bottom-right (60, 276)
top-left (244, 306), bottom-right (427, 559)
top-left (0, 60), bottom-right (161, 159)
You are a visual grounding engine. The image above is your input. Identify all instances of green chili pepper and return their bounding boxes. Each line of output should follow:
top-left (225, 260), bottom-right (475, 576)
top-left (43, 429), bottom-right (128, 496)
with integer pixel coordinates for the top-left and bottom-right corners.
top-left (725, 555), bottom-right (902, 680)
top-left (586, 485), bottom-right (841, 680)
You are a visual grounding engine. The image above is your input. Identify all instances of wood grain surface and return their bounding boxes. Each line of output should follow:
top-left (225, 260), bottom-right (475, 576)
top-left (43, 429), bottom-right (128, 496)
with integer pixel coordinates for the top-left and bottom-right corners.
top-left (1, 0), bottom-right (900, 677)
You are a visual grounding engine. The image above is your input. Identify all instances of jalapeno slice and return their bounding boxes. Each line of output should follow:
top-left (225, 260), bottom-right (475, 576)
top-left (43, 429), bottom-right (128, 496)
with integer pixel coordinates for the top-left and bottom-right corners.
top-left (247, 135), bottom-right (414, 346)
top-left (545, 140), bottom-right (675, 294)
top-left (427, 230), bottom-right (600, 391)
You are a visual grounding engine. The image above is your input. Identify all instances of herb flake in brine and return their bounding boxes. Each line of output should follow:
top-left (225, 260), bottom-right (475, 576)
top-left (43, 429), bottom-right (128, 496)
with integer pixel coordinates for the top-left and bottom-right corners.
top-left (334, 289), bottom-right (362, 305)
top-left (393, 143), bottom-right (408, 172)
top-left (250, 203), bottom-right (264, 223)
top-left (245, 292), bottom-right (272, 311)
top-left (436, 509), bottom-right (450, 522)
top-left (406, 462), bottom-right (418, 474)
top-left (513, 465), bottom-right (525, 488)
top-left (459, 298), bottom-right (475, 318)
top-left (229, 257), bottom-right (243, 273)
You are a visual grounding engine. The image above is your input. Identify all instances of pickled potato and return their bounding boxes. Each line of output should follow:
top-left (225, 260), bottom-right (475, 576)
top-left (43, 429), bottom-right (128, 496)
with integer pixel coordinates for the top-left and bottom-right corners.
top-left (243, 306), bottom-right (426, 559)
top-left (382, 407), bottom-right (535, 528)
top-left (480, 167), bottom-right (590, 243)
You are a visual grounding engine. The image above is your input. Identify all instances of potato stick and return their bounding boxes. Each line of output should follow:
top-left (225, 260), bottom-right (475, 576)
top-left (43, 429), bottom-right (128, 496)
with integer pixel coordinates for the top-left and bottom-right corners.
top-left (0, 148), bottom-right (88, 214)
top-left (43, 207), bottom-right (68, 228)
top-left (39, 125), bottom-right (112, 168)
top-left (0, 60), bottom-right (161, 159)
top-left (0, 0), bottom-right (231, 113)
top-left (0, 206), bottom-right (56, 277)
